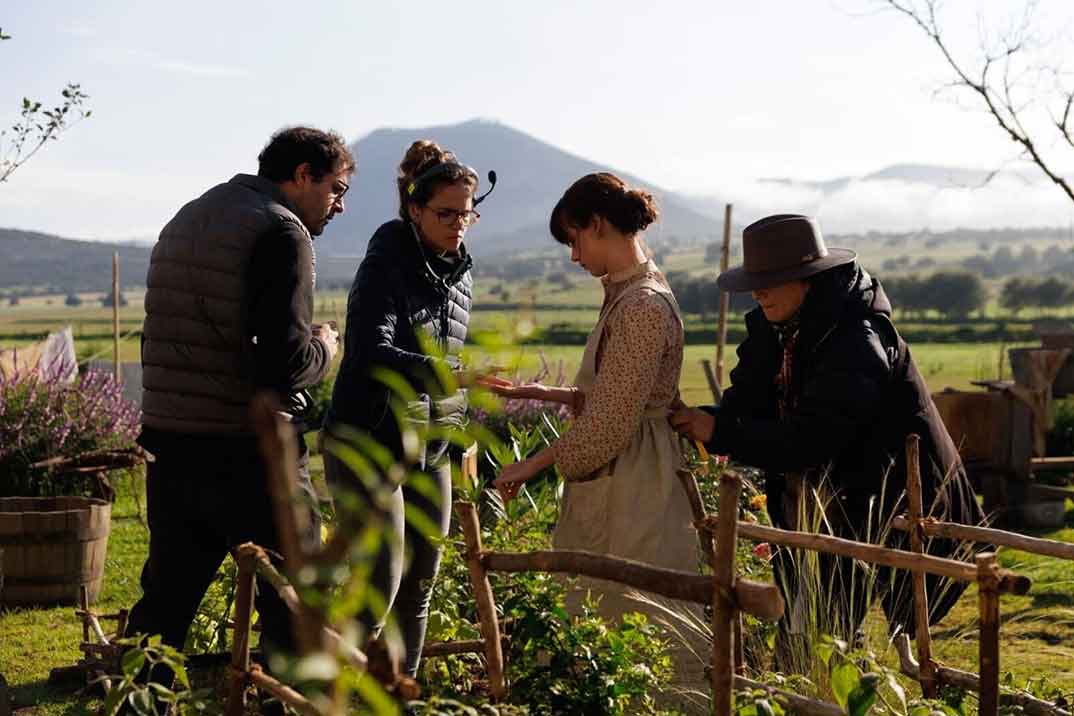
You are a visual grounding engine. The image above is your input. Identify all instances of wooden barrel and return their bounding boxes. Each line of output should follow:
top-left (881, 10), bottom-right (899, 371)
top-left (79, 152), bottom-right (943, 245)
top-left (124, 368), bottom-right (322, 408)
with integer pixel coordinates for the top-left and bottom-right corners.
top-left (0, 496), bottom-right (111, 606)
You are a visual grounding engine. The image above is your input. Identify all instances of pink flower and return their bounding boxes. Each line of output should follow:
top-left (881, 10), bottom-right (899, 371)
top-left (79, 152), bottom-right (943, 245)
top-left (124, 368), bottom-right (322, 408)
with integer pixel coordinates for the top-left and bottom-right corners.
top-left (752, 542), bottom-right (772, 562)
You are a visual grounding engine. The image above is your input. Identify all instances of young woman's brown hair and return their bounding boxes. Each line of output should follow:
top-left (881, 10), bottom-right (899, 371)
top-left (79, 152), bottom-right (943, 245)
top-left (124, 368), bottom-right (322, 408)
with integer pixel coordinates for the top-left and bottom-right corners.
top-left (549, 172), bottom-right (659, 244)
top-left (396, 140), bottom-right (478, 221)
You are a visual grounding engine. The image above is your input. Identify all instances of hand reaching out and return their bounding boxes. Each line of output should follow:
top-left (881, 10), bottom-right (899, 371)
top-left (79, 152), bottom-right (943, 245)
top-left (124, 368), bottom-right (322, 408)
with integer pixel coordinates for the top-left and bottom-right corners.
top-left (493, 459), bottom-right (540, 504)
top-left (476, 376), bottom-right (547, 401)
top-left (668, 406), bottom-right (716, 444)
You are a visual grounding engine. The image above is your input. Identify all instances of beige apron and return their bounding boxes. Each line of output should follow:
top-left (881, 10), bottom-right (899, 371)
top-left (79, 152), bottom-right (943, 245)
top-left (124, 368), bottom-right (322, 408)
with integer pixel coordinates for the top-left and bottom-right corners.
top-left (552, 275), bottom-right (698, 620)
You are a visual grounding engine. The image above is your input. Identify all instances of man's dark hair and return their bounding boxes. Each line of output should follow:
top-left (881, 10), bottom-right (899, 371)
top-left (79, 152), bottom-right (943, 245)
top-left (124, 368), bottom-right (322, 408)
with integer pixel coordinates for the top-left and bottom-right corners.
top-left (257, 126), bottom-right (356, 183)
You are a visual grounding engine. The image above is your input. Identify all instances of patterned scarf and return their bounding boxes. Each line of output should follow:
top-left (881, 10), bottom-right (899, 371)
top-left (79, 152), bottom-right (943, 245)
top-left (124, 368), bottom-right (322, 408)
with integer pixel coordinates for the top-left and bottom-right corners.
top-left (773, 313), bottom-right (801, 419)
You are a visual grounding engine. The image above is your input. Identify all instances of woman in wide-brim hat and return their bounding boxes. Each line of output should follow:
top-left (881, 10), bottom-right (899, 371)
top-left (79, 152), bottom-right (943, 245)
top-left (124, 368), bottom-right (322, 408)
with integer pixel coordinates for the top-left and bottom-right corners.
top-left (670, 213), bottom-right (986, 667)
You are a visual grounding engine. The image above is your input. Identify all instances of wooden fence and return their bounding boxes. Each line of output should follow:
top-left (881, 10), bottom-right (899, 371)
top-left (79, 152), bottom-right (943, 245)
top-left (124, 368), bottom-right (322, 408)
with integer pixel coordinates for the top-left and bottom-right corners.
top-left (219, 399), bottom-right (1074, 716)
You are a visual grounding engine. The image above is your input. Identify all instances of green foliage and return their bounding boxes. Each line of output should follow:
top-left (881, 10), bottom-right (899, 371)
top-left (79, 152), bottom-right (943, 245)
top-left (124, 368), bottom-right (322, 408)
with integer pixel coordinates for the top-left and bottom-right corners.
top-left (184, 556), bottom-right (239, 654)
top-left (1, 28), bottom-right (91, 183)
top-left (502, 576), bottom-right (675, 716)
top-left (405, 697), bottom-right (530, 715)
top-left (423, 417), bottom-right (676, 715)
top-left (102, 637), bottom-right (219, 716)
top-left (883, 272), bottom-right (988, 319)
top-left (1046, 399), bottom-right (1074, 458)
top-left (999, 672), bottom-right (1073, 715)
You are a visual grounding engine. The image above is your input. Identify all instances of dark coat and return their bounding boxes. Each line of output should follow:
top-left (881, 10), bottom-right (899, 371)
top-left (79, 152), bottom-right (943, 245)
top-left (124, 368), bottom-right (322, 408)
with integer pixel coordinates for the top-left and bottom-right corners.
top-left (707, 262), bottom-right (985, 636)
top-left (325, 219), bottom-right (473, 458)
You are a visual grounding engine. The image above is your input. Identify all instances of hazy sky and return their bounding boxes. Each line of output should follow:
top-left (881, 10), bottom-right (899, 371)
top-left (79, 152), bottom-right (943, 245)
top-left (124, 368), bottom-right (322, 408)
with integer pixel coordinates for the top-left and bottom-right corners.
top-left (2, 0), bottom-right (1074, 239)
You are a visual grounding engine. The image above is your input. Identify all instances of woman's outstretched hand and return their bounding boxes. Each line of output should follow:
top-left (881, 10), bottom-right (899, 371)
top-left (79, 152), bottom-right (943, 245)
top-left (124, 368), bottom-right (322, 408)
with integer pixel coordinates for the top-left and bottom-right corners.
top-left (476, 376), bottom-right (547, 401)
top-left (493, 459), bottom-right (540, 504)
top-left (668, 406), bottom-right (716, 444)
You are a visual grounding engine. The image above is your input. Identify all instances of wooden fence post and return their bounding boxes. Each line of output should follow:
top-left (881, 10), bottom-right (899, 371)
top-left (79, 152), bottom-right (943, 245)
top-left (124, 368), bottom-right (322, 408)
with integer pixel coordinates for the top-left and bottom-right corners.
top-left (978, 552), bottom-right (1001, 716)
top-left (715, 203), bottom-right (733, 386)
top-left (455, 501), bottom-right (506, 700)
top-left (675, 469), bottom-right (716, 571)
top-left (905, 434), bottom-right (937, 698)
top-left (226, 551), bottom-right (256, 716)
top-left (112, 252), bottom-right (120, 383)
top-left (700, 359), bottom-right (722, 403)
top-left (712, 472), bottom-right (741, 716)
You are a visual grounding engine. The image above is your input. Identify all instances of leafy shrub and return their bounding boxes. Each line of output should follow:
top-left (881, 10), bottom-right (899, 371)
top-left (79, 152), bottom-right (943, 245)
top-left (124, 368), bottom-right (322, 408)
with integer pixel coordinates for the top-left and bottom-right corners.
top-left (1046, 399), bottom-right (1074, 458)
top-left (0, 366), bottom-right (140, 497)
top-left (406, 697), bottom-right (530, 715)
top-left (103, 637), bottom-right (219, 716)
top-left (423, 416), bottom-right (678, 715)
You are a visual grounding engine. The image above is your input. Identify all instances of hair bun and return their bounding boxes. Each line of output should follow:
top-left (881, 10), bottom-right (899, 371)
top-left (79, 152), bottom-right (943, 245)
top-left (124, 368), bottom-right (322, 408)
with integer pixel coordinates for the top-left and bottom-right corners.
top-left (549, 172), bottom-right (660, 243)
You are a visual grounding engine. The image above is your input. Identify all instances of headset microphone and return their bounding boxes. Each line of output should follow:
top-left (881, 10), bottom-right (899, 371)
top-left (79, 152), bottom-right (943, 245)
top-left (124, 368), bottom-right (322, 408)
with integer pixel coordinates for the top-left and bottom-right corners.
top-left (474, 170), bottom-right (497, 207)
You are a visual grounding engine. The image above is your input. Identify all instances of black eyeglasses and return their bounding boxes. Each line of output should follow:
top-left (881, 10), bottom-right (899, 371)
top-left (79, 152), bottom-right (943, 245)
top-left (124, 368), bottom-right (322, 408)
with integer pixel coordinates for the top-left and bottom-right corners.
top-left (426, 206), bottom-right (480, 226)
top-left (330, 180), bottom-right (350, 200)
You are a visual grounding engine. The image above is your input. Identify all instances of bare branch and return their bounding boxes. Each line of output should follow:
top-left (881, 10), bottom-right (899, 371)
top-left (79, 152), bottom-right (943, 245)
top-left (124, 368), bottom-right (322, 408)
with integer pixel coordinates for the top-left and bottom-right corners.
top-left (1, 31), bottom-right (91, 183)
top-left (881, 0), bottom-right (1074, 203)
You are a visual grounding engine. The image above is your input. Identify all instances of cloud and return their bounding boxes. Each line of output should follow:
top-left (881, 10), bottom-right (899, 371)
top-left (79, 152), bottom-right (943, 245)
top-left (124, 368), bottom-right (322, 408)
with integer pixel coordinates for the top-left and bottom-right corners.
top-left (89, 47), bottom-right (249, 79)
top-left (815, 176), bottom-right (1074, 233)
top-left (695, 173), bottom-right (1074, 234)
top-left (59, 25), bottom-right (96, 38)
top-left (153, 61), bottom-right (250, 79)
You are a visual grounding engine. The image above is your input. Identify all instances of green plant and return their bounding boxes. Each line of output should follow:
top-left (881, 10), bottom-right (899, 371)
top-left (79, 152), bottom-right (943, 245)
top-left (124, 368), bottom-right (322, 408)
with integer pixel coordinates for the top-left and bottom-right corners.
top-left (1, 27), bottom-right (91, 184)
top-left (501, 573), bottom-right (675, 716)
top-left (102, 637), bottom-right (219, 716)
top-left (999, 672), bottom-right (1073, 715)
top-left (184, 556), bottom-right (240, 654)
top-left (405, 697), bottom-right (530, 715)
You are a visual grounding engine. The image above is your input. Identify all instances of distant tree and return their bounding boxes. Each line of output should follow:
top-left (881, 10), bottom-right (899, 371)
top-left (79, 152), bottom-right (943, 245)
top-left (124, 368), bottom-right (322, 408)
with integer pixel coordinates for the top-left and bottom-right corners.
top-left (991, 246), bottom-right (1017, 276)
top-left (1036, 277), bottom-right (1072, 311)
top-left (882, 255), bottom-right (911, 272)
top-left (1043, 244), bottom-right (1067, 266)
top-left (1000, 277), bottom-right (1030, 315)
top-left (883, 274), bottom-right (928, 318)
top-left (704, 242), bottom-right (721, 264)
top-left (928, 271), bottom-right (987, 318)
top-left (1018, 244), bottom-right (1039, 270)
top-left (961, 254), bottom-right (996, 279)
top-left (545, 272), bottom-right (573, 291)
top-left (65, 293), bottom-right (82, 307)
top-left (101, 291), bottom-right (129, 307)
top-left (1, 27), bottom-right (91, 183)
top-left (914, 257), bottom-right (936, 270)
top-left (7, 295), bottom-right (18, 306)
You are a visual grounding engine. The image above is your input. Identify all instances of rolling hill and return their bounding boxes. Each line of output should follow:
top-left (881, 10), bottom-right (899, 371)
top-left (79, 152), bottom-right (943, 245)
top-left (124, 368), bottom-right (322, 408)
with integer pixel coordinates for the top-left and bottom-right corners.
top-left (319, 118), bottom-right (724, 257)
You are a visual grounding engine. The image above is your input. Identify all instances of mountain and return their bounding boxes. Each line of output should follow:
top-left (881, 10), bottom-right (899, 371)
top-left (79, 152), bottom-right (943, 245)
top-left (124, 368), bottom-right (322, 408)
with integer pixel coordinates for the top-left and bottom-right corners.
top-left (0, 228), bottom-right (151, 294)
top-left (319, 119), bottom-right (723, 257)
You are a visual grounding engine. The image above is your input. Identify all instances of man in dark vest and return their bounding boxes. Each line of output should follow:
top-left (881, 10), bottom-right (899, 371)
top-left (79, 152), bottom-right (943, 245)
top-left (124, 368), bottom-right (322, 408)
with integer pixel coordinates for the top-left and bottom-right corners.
top-left (126, 127), bottom-right (355, 676)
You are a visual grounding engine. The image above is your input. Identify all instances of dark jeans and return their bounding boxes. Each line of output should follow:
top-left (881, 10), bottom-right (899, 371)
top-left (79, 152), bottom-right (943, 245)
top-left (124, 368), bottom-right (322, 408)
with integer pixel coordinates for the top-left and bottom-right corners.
top-left (323, 443), bottom-right (452, 678)
top-left (125, 434), bottom-right (321, 665)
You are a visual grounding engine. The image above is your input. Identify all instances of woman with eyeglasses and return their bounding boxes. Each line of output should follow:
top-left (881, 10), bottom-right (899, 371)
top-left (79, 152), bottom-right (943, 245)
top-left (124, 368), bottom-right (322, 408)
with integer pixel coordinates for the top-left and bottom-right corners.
top-left (323, 140), bottom-right (489, 677)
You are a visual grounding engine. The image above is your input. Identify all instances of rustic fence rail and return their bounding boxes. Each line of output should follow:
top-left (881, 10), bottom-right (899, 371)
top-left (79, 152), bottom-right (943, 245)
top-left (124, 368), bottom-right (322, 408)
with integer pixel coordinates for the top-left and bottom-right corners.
top-left (217, 401), bottom-right (1072, 716)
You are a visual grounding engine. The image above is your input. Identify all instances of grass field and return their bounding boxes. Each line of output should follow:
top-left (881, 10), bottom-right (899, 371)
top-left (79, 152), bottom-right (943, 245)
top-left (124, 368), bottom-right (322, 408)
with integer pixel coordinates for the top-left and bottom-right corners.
top-left (2, 281), bottom-right (1072, 711)
top-left (0, 288), bottom-right (1039, 407)
top-left (3, 470), bottom-right (1074, 714)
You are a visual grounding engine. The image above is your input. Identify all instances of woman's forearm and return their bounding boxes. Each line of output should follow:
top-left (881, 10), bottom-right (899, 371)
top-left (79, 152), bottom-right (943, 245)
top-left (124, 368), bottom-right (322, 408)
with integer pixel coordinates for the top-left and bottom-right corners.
top-left (540, 386), bottom-right (579, 406)
top-left (528, 446), bottom-right (557, 472)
